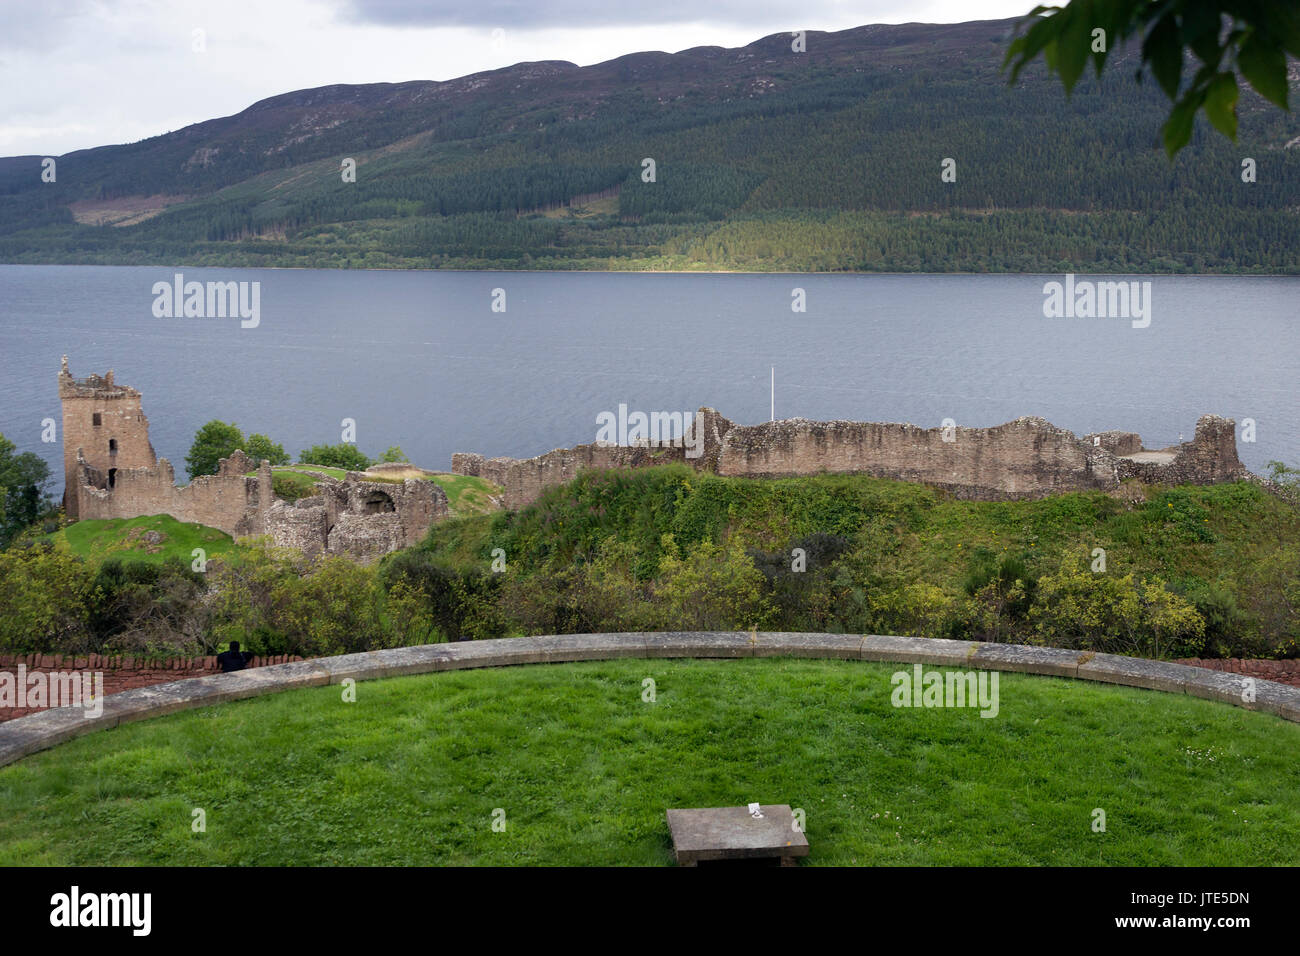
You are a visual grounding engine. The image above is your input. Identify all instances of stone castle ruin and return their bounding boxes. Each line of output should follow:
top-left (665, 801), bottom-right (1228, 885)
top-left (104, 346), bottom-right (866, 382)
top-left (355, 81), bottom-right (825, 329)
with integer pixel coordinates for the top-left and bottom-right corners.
top-left (59, 358), bottom-right (448, 561)
top-left (59, 358), bottom-right (1252, 558)
top-left (454, 407), bottom-right (1250, 510)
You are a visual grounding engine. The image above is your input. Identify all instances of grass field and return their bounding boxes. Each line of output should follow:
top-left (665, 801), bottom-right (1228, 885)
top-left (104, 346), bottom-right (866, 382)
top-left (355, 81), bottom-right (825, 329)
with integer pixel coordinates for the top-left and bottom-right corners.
top-left (46, 514), bottom-right (238, 567)
top-left (1, 658), bottom-right (1295, 866)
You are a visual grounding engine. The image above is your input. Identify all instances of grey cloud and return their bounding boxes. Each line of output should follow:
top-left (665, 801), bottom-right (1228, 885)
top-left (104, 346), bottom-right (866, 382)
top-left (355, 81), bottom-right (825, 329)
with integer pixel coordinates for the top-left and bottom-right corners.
top-left (338, 0), bottom-right (865, 30)
top-left (0, 0), bottom-right (100, 52)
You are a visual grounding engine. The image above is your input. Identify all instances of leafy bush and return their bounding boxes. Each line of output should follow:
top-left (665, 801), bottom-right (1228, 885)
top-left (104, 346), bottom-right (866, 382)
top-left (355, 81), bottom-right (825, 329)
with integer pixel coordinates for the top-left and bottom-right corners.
top-left (276, 558), bottom-right (388, 656)
top-left (271, 473), bottom-right (315, 502)
top-left (245, 433), bottom-right (289, 467)
top-left (299, 443), bottom-right (372, 471)
top-left (749, 532), bottom-right (851, 629)
top-left (0, 432), bottom-right (52, 550)
top-left (205, 540), bottom-right (304, 654)
top-left (0, 542), bottom-right (93, 653)
top-left (1028, 551), bottom-right (1206, 658)
top-left (185, 420), bottom-right (244, 479)
top-left (380, 549), bottom-right (506, 640)
top-left (652, 535), bottom-right (774, 631)
top-left (1184, 582), bottom-right (1261, 659)
top-left (500, 537), bottom-right (654, 634)
top-left (88, 557), bottom-right (207, 654)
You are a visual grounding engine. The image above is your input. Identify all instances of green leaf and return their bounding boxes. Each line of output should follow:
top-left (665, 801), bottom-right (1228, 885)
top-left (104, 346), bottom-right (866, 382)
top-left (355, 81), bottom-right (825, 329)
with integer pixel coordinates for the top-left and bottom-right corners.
top-left (1162, 94), bottom-right (1198, 158)
top-left (1237, 31), bottom-right (1288, 109)
top-left (1182, 4), bottom-right (1224, 65)
top-left (1056, 6), bottom-right (1091, 93)
top-left (1004, 14), bottom-right (1063, 81)
top-left (1043, 37), bottom-right (1059, 75)
top-left (1202, 72), bottom-right (1238, 140)
top-left (1262, 6), bottom-right (1300, 58)
top-left (1144, 13), bottom-right (1183, 100)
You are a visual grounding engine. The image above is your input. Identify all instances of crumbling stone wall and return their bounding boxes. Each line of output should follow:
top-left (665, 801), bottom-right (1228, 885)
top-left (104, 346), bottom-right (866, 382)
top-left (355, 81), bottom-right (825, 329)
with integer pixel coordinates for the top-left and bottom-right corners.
top-left (261, 474), bottom-right (448, 562)
top-left (450, 453), bottom-right (516, 491)
top-left (454, 408), bottom-right (1249, 508)
top-left (716, 416), bottom-right (1118, 499)
top-left (719, 414), bottom-right (1247, 500)
top-left (1115, 416), bottom-right (1246, 485)
top-left (1082, 430), bottom-right (1143, 455)
top-left (75, 450), bottom-right (274, 535)
top-left (453, 407), bottom-right (732, 510)
top-left (263, 496), bottom-right (331, 559)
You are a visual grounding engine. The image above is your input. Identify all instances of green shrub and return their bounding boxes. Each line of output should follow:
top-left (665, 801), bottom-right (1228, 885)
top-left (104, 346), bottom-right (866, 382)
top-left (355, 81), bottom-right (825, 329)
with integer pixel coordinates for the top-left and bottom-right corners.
top-left (299, 443), bottom-right (372, 471)
top-left (1028, 551), bottom-right (1206, 658)
top-left (1184, 582), bottom-right (1261, 659)
top-left (0, 541), bottom-right (93, 653)
top-left (185, 420), bottom-right (245, 479)
top-left (88, 557), bottom-right (206, 654)
top-left (381, 549), bottom-right (506, 640)
top-left (276, 558), bottom-right (388, 656)
top-left (652, 536), bottom-right (774, 631)
top-left (272, 473), bottom-right (315, 501)
top-left (246, 433), bottom-right (290, 467)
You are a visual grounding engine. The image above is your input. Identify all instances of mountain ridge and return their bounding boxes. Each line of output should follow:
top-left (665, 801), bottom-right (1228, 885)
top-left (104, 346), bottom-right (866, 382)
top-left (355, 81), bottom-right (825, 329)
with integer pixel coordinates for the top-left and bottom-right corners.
top-left (1, 17), bottom-right (1297, 274)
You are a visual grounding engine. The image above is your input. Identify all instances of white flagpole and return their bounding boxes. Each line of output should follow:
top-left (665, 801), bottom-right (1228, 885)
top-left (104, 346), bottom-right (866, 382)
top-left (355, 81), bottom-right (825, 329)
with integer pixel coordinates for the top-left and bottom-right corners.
top-left (770, 366), bottom-right (775, 421)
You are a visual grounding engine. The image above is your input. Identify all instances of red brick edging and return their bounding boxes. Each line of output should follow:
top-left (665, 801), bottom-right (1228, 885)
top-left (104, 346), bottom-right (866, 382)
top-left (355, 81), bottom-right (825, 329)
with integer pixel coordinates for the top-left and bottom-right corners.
top-left (1176, 658), bottom-right (1300, 688)
top-left (0, 653), bottom-right (304, 721)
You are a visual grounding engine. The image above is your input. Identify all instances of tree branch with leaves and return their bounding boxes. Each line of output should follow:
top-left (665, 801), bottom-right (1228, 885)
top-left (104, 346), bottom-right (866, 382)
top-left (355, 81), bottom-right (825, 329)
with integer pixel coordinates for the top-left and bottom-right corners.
top-left (1005, 1), bottom-right (1300, 155)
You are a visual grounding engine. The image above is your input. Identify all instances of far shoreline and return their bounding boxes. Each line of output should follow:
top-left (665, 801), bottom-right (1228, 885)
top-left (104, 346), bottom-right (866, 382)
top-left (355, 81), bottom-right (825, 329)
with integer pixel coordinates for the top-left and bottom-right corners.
top-left (2, 262), bottom-right (1299, 279)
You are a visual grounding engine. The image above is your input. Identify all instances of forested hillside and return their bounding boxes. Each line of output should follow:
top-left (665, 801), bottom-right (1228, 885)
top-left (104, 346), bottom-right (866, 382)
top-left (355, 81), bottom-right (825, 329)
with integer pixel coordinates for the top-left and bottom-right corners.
top-left (2, 19), bottom-right (1298, 272)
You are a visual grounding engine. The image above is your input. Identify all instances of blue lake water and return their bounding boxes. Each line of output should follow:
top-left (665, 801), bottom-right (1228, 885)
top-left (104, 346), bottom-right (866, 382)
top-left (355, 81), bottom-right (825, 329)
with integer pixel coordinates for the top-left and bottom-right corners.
top-left (1, 264), bottom-right (1296, 494)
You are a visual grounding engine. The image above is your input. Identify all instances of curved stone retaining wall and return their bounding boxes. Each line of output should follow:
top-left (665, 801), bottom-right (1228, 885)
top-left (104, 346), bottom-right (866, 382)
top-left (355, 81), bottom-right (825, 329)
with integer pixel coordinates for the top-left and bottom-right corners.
top-left (1, 633), bottom-right (1297, 768)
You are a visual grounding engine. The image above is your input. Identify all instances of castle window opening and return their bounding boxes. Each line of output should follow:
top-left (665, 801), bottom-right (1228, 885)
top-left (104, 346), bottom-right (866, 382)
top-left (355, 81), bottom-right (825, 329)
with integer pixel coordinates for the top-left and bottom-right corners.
top-left (109, 438), bottom-right (118, 456)
top-left (363, 490), bottom-right (396, 514)
top-left (108, 468), bottom-right (117, 489)
top-left (92, 413), bottom-right (102, 426)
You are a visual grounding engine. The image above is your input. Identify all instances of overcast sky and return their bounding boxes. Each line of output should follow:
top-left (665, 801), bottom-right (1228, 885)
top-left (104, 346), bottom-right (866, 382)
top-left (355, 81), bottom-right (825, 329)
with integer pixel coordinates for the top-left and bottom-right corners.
top-left (1, 1), bottom-right (1033, 156)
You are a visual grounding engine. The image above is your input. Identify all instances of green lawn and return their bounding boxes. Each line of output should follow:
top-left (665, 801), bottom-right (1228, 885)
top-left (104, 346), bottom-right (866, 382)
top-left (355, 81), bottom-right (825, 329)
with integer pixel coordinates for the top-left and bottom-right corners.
top-left (250, 465), bottom-right (355, 482)
top-left (46, 514), bottom-right (238, 567)
top-left (287, 464), bottom-right (349, 480)
top-left (422, 473), bottom-right (500, 516)
top-left (1, 658), bottom-right (1295, 866)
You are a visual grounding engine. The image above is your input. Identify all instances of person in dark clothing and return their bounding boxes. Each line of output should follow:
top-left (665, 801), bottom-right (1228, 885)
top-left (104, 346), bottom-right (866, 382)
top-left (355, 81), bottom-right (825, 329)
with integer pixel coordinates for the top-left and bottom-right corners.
top-left (216, 641), bottom-right (255, 673)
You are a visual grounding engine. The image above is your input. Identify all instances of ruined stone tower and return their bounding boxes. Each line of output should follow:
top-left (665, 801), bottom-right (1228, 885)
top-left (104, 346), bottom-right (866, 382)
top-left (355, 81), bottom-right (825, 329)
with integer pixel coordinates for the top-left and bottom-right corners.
top-left (58, 356), bottom-right (157, 518)
top-left (55, 358), bottom-right (449, 560)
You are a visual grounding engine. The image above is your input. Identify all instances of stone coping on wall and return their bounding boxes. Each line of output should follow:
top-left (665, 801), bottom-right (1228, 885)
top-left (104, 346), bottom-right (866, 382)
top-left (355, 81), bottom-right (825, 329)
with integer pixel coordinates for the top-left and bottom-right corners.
top-left (1, 633), bottom-right (1297, 769)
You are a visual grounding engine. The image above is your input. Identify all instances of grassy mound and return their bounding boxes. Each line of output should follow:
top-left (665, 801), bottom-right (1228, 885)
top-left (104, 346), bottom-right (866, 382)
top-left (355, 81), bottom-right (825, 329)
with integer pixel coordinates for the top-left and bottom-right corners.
top-left (422, 473), bottom-right (500, 516)
top-left (47, 514), bottom-right (237, 567)
top-left (0, 658), bottom-right (1296, 866)
top-left (414, 466), bottom-right (1300, 657)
